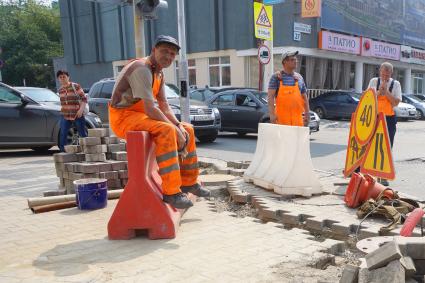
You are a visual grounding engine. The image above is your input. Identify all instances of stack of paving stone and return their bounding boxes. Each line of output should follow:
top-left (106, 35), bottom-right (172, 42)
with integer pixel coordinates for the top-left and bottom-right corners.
top-left (50, 128), bottom-right (128, 196)
top-left (340, 237), bottom-right (425, 283)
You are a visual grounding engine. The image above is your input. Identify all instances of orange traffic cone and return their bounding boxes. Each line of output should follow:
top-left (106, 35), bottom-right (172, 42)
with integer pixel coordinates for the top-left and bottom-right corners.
top-left (344, 172), bottom-right (394, 208)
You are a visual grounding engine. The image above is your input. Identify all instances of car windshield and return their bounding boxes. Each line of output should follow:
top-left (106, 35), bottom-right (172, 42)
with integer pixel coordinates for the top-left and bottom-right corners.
top-left (164, 85), bottom-right (179, 99)
top-left (252, 91), bottom-right (268, 104)
top-left (406, 95), bottom-right (422, 104)
top-left (17, 88), bottom-right (60, 102)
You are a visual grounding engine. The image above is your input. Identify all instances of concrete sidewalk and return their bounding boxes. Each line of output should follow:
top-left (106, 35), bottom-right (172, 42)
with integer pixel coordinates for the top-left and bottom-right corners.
top-left (0, 151), bottom-right (346, 283)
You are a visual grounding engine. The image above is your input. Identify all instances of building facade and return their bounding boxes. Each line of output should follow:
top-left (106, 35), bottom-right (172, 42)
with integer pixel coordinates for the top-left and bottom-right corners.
top-left (58, 0), bottom-right (425, 96)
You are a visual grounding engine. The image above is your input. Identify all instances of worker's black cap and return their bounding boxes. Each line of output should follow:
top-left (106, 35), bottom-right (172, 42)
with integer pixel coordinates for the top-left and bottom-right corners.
top-left (154, 35), bottom-right (180, 51)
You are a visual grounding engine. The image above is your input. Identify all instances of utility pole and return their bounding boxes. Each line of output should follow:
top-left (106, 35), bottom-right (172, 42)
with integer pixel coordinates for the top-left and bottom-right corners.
top-left (133, 2), bottom-right (146, 57)
top-left (177, 0), bottom-right (190, 123)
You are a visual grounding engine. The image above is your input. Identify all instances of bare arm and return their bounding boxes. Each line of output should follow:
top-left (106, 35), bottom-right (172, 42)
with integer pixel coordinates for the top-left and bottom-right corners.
top-left (267, 89), bottom-right (277, 123)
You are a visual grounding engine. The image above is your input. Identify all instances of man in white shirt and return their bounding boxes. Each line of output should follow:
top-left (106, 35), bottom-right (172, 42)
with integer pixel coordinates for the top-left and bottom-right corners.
top-left (367, 62), bottom-right (401, 185)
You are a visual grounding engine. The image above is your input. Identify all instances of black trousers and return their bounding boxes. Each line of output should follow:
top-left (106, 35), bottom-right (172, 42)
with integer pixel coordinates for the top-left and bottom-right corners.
top-left (385, 115), bottom-right (397, 148)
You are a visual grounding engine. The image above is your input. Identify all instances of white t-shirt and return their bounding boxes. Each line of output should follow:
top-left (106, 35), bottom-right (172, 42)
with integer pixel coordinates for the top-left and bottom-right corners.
top-left (367, 77), bottom-right (402, 101)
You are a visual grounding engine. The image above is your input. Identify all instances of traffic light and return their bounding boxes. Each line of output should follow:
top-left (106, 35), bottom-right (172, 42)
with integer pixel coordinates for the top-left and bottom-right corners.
top-left (136, 0), bottom-right (168, 20)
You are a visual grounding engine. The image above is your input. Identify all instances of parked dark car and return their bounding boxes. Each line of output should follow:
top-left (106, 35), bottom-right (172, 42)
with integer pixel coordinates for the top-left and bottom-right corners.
top-left (88, 78), bottom-right (221, 143)
top-left (309, 91), bottom-right (360, 119)
top-left (189, 86), bottom-right (257, 102)
top-left (205, 89), bottom-right (320, 135)
top-left (0, 83), bottom-right (102, 151)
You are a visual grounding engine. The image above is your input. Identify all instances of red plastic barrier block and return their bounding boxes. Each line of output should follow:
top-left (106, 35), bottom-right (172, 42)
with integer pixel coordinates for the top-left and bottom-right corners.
top-left (107, 131), bottom-right (193, 240)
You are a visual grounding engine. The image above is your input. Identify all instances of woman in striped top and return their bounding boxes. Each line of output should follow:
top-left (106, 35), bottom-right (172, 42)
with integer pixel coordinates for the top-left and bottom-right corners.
top-left (57, 70), bottom-right (88, 152)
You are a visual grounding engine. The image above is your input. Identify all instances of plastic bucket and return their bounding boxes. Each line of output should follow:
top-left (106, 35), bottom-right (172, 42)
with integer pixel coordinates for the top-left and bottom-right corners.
top-left (74, 178), bottom-right (108, 210)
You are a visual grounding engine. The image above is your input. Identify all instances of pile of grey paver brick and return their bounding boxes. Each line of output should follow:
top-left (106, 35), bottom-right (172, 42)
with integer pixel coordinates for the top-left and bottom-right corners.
top-left (50, 128), bottom-right (128, 196)
top-left (340, 237), bottom-right (425, 283)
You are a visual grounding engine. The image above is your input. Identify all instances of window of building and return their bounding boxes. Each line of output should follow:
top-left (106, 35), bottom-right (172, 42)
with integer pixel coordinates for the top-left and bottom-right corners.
top-left (175, 59), bottom-right (197, 87)
top-left (209, 56), bottom-right (231, 87)
top-left (413, 73), bottom-right (424, 94)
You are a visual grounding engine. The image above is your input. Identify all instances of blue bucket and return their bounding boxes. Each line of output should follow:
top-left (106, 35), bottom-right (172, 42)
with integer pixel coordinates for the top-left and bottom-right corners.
top-left (74, 178), bottom-right (108, 210)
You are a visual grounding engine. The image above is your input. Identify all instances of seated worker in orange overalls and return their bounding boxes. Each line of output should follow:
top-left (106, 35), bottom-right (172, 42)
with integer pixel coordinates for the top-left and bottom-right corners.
top-left (108, 35), bottom-right (210, 209)
top-left (267, 51), bottom-right (310, 126)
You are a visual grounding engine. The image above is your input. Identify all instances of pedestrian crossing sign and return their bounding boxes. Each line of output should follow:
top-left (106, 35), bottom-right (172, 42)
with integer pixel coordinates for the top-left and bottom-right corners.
top-left (254, 2), bottom-right (273, 40)
top-left (360, 113), bottom-right (395, 180)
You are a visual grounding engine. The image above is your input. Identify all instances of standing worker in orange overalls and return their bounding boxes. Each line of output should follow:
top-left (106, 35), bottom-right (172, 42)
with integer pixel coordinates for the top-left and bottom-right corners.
top-left (367, 62), bottom-right (401, 186)
top-left (108, 35), bottom-right (210, 209)
top-left (267, 51), bottom-right (310, 126)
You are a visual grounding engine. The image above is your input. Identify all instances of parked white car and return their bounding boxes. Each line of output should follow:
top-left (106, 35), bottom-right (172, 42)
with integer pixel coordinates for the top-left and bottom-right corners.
top-left (394, 102), bottom-right (417, 121)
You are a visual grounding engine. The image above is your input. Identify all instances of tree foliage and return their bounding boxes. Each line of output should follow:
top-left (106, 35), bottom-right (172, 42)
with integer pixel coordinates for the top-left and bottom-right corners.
top-left (0, 0), bottom-right (63, 88)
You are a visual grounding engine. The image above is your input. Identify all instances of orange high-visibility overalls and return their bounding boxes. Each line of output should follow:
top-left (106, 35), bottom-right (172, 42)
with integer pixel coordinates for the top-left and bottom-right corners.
top-left (108, 59), bottom-right (198, 195)
top-left (275, 80), bottom-right (304, 126)
top-left (377, 93), bottom-right (395, 116)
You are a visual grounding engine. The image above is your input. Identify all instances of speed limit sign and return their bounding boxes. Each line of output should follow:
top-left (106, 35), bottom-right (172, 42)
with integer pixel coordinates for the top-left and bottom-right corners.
top-left (258, 44), bottom-right (271, 65)
top-left (354, 88), bottom-right (378, 145)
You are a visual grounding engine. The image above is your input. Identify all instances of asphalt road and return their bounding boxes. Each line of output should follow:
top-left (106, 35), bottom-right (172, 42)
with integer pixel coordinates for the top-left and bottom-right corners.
top-left (1, 119), bottom-right (424, 199)
top-left (197, 119), bottom-right (425, 199)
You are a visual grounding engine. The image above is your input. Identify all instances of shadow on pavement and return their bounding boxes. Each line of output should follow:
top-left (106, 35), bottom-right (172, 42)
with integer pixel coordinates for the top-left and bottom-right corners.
top-left (0, 149), bottom-right (59, 159)
top-left (310, 142), bottom-right (347, 158)
top-left (33, 237), bottom-right (179, 277)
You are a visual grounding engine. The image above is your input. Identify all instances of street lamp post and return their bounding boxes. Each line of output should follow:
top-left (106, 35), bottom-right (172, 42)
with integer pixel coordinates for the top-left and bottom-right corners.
top-left (177, 0), bottom-right (190, 123)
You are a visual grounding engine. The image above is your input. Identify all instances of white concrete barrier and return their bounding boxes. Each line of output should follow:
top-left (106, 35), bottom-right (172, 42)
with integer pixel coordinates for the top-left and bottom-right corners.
top-left (244, 123), bottom-right (322, 197)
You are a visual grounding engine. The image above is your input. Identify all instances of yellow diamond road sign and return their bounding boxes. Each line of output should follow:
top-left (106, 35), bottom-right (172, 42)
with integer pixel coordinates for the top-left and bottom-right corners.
top-left (254, 2), bottom-right (273, 41)
top-left (354, 88), bottom-right (378, 146)
top-left (360, 113), bottom-right (395, 180)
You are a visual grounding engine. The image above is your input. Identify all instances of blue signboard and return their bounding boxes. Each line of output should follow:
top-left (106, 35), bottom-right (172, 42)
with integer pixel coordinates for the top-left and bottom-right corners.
top-left (263, 0), bottom-right (285, 5)
top-left (321, 0), bottom-right (425, 49)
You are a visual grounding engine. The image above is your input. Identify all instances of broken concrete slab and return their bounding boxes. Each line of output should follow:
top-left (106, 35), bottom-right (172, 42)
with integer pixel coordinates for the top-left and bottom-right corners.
top-left (339, 264), bottom-right (359, 283)
top-left (359, 260), bottom-right (405, 283)
top-left (366, 241), bottom-right (402, 270)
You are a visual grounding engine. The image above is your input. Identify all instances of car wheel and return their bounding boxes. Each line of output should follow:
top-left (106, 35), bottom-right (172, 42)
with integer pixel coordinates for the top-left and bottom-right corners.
top-left (314, 107), bottom-right (325, 119)
top-left (237, 131), bottom-right (247, 137)
top-left (197, 132), bottom-right (218, 143)
top-left (31, 146), bottom-right (52, 152)
top-left (417, 110), bottom-right (424, 120)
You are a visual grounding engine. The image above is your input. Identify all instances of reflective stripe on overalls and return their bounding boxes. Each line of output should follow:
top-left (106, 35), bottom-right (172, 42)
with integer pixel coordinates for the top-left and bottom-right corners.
top-left (275, 80), bottom-right (304, 126)
top-left (108, 58), bottom-right (199, 195)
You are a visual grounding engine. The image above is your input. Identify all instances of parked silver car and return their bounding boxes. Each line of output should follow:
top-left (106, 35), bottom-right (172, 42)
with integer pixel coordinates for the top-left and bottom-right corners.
top-left (402, 94), bottom-right (425, 120)
top-left (394, 101), bottom-right (417, 121)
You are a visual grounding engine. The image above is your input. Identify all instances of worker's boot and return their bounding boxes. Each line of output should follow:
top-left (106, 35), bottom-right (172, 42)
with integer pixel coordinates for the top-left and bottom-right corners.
top-left (181, 183), bottom-right (211, 197)
top-left (163, 192), bottom-right (193, 209)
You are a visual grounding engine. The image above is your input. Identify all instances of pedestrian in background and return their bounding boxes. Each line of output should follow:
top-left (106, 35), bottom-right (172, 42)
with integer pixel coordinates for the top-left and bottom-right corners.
top-left (367, 62), bottom-right (401, 185)
top-left (267, 51), bottom-right (310, 127)
top-left (56, 70), bottom-right (88, 152)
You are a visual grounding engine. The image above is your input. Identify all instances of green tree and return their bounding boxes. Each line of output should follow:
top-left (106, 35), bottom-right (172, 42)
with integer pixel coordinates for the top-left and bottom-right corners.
top-left (0, 0), bottom-right (63, 88)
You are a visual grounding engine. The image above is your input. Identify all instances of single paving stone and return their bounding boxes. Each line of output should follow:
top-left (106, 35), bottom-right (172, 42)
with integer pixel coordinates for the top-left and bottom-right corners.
top-left (366, 241), bottom-right (402, 270)
top-left (101, 136), bottom-right (120, 144)
top-left (107, 160), bottom-right (127, 171)
top-left (88, 128), bottom-right (109, 137)
top-left (400, 257), bottom-right (417, 279)
top-left (85, 153), bottom-right (106, 162)
top-left (79, 137), bottom-right (101, 146)
top-left (111, 151), bottom-right (127, 161)
top-left (53, 152), bottom-right (79, 163)
top-left (360, 260), bottom-right (405, 283)
top-left (118, 170), bottom-right (128, 179)
top-left (64, 145), bottom-right (81, 153)
top-left (83, 145), bottom-right (107, 154)
top-left (99, 171), bottom-right (119, 180)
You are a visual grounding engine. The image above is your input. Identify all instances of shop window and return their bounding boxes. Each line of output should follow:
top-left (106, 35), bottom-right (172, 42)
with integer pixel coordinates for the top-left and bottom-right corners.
top-left (209, 56), bottom-right (231, 87)
top-left (175, 59), bottom-right (197, 87)
top-left (413, 73), bottom-right (423, 94)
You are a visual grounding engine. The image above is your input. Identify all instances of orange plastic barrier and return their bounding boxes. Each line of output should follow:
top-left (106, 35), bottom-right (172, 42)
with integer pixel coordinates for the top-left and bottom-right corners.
top-left (344, 172), bottom-right (394, 208)
top-left (108, 131), bottom-right (194, 240)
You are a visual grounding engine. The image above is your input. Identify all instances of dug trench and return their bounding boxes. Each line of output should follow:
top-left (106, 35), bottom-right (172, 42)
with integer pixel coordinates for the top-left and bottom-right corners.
top-left (198, 165), bottom-right (364, 282)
